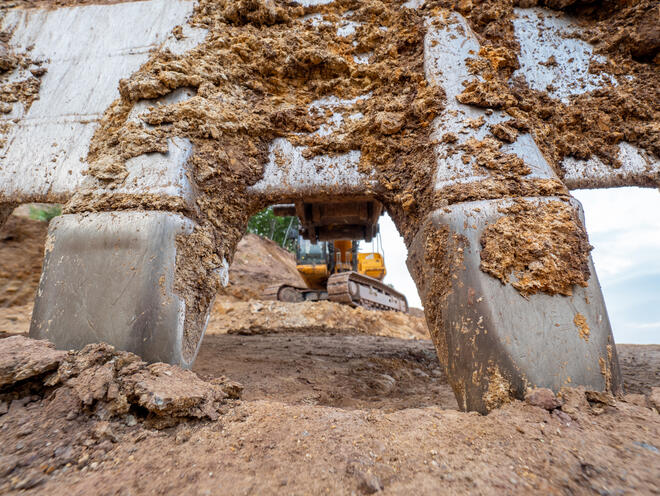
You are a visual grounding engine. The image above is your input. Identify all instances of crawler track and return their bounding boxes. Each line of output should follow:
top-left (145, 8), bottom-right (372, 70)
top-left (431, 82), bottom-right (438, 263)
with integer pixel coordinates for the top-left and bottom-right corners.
top-left (327, 272), bottom-right (408, 312)
top-left (263, 284), bottom-right (327, 303)
top-left (264, 273), bottom-right (408, 312)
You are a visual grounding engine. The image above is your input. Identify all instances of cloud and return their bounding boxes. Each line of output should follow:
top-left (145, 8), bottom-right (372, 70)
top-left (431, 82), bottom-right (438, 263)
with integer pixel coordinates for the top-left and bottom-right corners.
top-left (574, 187), bottom-right (660, 344)
top-left (628, 322), bottom-right (660, 329)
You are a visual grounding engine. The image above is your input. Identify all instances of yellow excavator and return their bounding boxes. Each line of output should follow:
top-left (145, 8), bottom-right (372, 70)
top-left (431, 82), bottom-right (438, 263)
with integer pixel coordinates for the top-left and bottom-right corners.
top-left (264, 202), bottom-right (408, 312)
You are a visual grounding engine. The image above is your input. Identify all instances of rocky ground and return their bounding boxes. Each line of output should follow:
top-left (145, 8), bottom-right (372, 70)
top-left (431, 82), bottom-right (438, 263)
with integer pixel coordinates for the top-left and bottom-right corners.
top-left (0, 213), bottom-right (659, 495)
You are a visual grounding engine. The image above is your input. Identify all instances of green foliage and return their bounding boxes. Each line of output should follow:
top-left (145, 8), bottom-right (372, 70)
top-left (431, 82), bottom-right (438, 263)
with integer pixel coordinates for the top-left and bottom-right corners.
top-left (29, 205), bottom-right (62, 222)
top-left (247, 207), bottom-right (298, 252)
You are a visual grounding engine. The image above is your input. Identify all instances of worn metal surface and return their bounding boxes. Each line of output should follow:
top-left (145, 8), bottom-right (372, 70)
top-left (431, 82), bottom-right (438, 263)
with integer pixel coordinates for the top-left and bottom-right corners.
top-left (510, 8), bottom-right (659, 189)
top-left (512, 8), bottom-right (616, 103)
top-left (408, 197), bottom-right (622, 412)
top-left (29, 211), bottom-right (207, 368)
top-left (423, 9), bottom-right (658, 192)
top-left (424, 11), bottom-right (559, 191)
top-left (562, 143), bottom-right (660, 189)
top-left (0, 0), bottom-right (201, 204)
top-left (0, 1), bottom-right (655, 209)
top-left (248, 95), bottom-right (376, 199)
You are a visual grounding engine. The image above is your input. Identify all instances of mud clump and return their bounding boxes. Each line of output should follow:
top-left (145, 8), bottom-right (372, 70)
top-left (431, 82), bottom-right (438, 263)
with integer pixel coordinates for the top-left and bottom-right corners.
top-left (459, 136), bottom-right (531, 177)
top-left (413, 223), bottom-right (452, 363)
top-left (0, 335), bottom-right (65, 387)
top-left (0, 336), bottom-right (242, 429)
top-left (482, 365), bottom-right (514, 411)
top-left (430, 0), bottom-right (659, 173)
top-left (174, 226), bottom-right (227, 362)
top-left (574, 312), bottom-right (590, 341)
top-left (0, 21), bottom-right (47, 149)
top-left (479, 200), bottom-right (591, 297)
top-left (525, 387), bottom-right (562, 411)
top-left (456, 79), bottom-right (517, 109)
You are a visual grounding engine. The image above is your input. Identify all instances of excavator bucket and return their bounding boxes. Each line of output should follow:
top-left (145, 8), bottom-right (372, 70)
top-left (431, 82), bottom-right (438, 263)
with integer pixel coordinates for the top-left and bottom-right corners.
top-left (1, 0), bottom-right (656, 410)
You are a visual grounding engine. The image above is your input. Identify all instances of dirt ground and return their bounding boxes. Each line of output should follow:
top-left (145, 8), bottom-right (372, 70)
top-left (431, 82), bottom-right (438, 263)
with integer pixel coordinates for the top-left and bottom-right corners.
top-left (0, 331), bottom-right (659, 495)
top-left (0, 214), bottom-right (47, 308)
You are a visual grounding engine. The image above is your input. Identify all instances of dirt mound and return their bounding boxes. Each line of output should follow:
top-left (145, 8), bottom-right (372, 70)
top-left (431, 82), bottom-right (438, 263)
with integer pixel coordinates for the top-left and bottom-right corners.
top-left (0, 335), bottom-right (242, 493)
top-left (208, 297), bottom-right (430, 340)
top-left (0, 336), bottom-right (241, 429)
top-left (222, 233), bottom-right (307, 300)
top-left (0, 215), bottom-right (48, 308)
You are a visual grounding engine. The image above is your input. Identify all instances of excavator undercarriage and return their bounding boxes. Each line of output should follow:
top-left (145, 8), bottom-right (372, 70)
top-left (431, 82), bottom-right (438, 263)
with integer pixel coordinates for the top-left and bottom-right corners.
top-left (265, 272), bottom-right (409, 312)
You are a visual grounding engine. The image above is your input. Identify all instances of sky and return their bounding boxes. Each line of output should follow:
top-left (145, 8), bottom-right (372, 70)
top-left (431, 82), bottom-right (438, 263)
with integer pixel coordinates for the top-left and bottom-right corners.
top-left (369, 187), bottom-right (660, 344)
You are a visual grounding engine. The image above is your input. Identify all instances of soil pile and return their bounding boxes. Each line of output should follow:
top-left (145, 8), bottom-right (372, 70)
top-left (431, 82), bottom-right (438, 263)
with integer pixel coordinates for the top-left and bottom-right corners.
top-left (0, 215), bottom-right (47, 308)
top-left (0, 335), bottom-right (241, 427)
top-left (212, 232), bottom-right (429, 339)
top-left (221, 233), bottom-right (307, 300)
top-left (208, 298), bottom-right (430, 340)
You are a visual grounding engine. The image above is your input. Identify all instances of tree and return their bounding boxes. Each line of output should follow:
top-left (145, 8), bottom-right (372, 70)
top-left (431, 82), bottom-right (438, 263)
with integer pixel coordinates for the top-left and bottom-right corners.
top-left (29, 204), bottom-right (61, 222)
top-left (247, 207), bottom-right (298, 252)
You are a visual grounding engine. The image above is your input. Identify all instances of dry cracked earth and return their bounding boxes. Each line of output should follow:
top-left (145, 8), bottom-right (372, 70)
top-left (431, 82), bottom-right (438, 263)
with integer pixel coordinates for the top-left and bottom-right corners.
top-left (0, 213), bottom-right (659, 495)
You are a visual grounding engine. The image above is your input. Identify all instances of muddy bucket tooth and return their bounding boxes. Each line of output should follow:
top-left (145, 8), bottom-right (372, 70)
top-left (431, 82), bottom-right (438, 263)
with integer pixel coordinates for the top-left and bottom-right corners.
top-left (408, 197), bottom-right (622, 413)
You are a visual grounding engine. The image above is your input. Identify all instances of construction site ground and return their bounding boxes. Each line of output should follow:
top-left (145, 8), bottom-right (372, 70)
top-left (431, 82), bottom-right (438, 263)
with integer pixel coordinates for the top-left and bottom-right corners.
top-left (1, 214), bottom-right (659, 495)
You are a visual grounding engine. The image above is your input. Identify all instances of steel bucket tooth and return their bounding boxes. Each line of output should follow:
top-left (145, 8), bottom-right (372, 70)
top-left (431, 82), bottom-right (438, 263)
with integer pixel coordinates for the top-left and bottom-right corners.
top-left (29, 211), bottom-right (216, 368)
top-left (407, 197), bottom-right (622, 413)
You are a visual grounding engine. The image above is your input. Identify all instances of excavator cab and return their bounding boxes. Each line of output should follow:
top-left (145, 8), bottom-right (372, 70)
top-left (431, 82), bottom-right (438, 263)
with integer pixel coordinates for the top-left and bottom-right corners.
top-left (295, 237), bottom-right (329, 290)
top-left (329, 240), bottom-right (358, 274)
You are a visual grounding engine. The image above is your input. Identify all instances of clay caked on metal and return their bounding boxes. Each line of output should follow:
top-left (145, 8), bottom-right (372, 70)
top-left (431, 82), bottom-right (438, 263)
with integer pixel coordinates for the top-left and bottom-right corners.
top-left (1, 0), bottom-right (657, 412)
